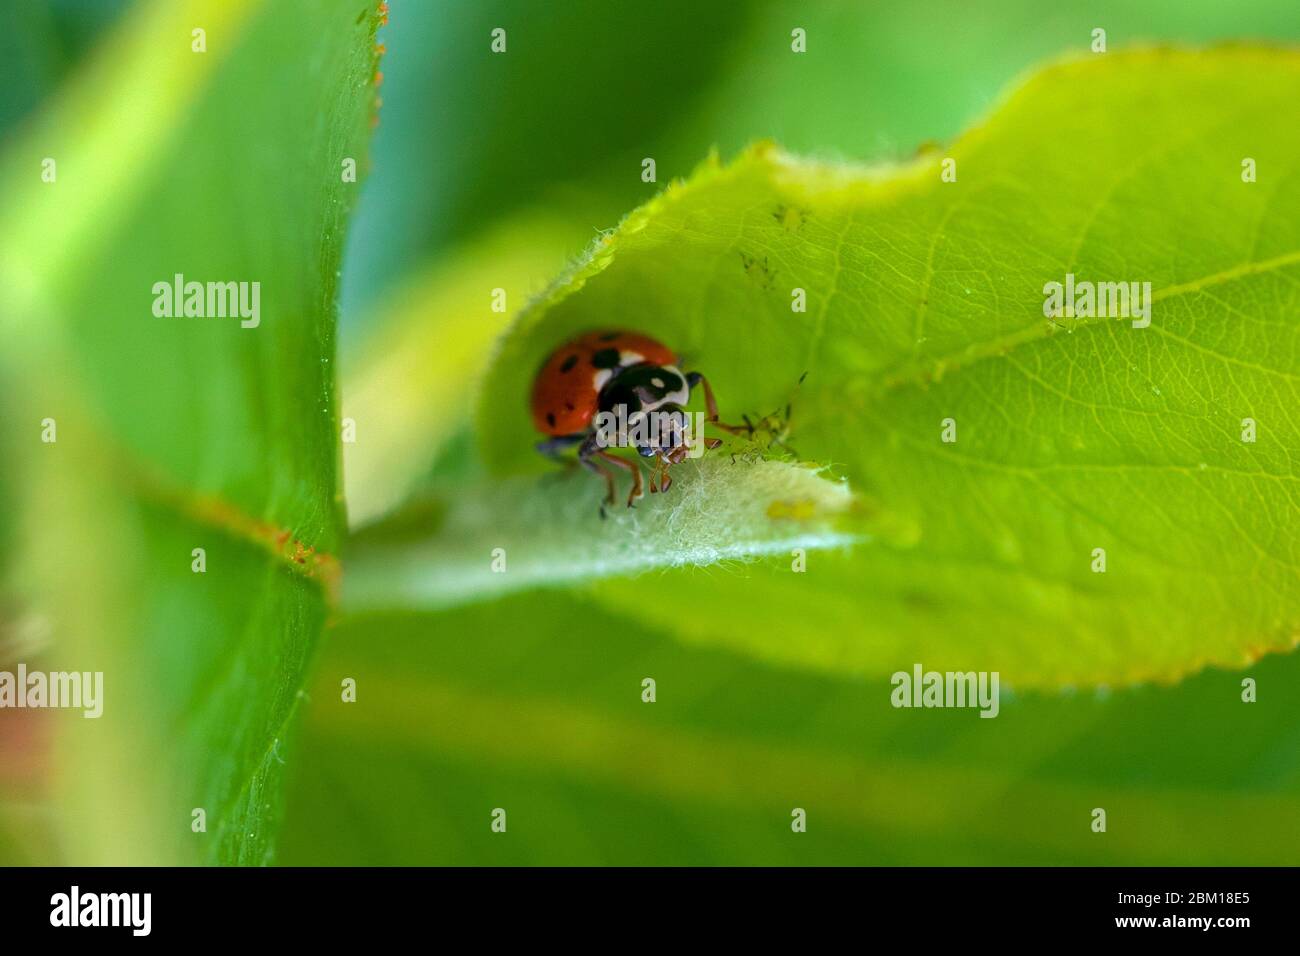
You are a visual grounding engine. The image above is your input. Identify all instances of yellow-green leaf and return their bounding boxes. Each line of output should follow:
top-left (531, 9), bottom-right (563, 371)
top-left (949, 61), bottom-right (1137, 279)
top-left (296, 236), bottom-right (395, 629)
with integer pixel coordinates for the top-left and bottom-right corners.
top-left (476, 48), bottom-right (1300, 688)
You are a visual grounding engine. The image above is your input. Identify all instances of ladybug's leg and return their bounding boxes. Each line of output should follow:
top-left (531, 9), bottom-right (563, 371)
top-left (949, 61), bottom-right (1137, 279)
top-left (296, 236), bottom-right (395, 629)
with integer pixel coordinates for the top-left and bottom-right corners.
top-left (656, 449), bottom-right (688, 493)
top-left (596, 450), bottom-right (644, 507)
top-left (685, 371), bottom-right (748, 435)
top-left (582, 458), bottom-right (617, 518)
top-left (536, 433), bottom-right (586, 460)
top-left (649, 459), bottom-right (671, 493)
top-left (578, 435), bottom-right (617, 511)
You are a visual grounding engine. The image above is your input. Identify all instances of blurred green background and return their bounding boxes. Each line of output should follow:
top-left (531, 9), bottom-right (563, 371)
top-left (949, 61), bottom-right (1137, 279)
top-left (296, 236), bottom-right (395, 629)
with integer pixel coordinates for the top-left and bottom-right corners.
top-left (2, 0), bottom-right (1298, 865)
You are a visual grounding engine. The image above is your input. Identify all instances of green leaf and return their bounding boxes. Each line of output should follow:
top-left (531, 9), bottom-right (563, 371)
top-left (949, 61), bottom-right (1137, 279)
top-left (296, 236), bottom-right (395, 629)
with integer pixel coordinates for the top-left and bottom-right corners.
top-left (0, 0), bottom-right (379, 864)
top-left (337, 3), bottom-right (1300, 517)
top-left (342, 0), bottom-right (1300, 318)
top-left (281, 591), bottom-right (1300, 865)
top-left (476, 48), bottom-right (1300, 688)
top-left (673, 0), bottom-right (1300, 165)
top-left (344, 457), bottom-right (863, 612)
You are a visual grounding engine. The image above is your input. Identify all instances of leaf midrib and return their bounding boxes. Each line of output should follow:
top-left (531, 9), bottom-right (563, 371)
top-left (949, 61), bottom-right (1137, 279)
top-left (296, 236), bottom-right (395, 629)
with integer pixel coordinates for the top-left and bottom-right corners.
top-left (871, 247), bottom-right (1300, 400)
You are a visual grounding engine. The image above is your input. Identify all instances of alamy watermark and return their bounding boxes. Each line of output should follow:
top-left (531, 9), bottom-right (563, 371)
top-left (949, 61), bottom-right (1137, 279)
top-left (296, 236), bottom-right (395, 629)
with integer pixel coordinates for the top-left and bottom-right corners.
top-left (0, 665), bottom-right (102, 718)
top-left (152, 273), bottom-right (260, 328)
top-left (1043, 272), bottom-right (1151, 329)
top-left (592, 406), bottom-right (708, 460)
top-left (891, 663), bottom-right (999, 718)
top-left (50, 886), bottom-right (150, 936)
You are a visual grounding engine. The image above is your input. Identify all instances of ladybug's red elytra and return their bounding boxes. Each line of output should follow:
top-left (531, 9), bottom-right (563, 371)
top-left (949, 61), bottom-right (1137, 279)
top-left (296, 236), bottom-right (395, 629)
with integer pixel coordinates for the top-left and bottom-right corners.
top-left (530, 330), bottom-right (738, 510)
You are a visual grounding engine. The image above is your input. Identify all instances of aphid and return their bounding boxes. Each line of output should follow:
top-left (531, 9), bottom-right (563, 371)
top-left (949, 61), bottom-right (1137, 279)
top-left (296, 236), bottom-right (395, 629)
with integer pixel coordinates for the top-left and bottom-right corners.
top-left (530, 330), bottom-right (738, 511)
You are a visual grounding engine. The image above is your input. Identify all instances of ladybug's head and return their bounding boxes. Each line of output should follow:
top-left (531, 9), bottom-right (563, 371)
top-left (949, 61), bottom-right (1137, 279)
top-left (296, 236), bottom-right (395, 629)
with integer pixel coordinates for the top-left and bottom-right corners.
top-left (635, 407), bottom-right (693, 459)
top-left (595, 364), bottom-right (693, 459)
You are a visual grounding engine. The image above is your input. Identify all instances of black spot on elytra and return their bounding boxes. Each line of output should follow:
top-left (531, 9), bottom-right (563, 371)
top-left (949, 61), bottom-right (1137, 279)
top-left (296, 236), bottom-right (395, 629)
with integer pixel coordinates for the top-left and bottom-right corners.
top-left (599, 332), bottom-right (620, 341)
top-left (559, 354), bottom-right (578, 373)
top-left (546, 412), bottom-right (556, 428)
top-left (591, 348), bottom-right (620, 369)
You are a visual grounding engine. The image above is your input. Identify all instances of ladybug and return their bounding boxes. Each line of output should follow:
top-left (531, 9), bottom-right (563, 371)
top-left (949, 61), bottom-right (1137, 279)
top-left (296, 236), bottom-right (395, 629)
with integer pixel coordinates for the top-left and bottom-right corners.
top-left (531, 330), bottom-right (736, 510)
